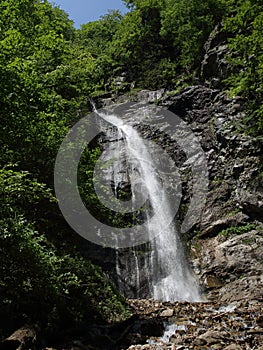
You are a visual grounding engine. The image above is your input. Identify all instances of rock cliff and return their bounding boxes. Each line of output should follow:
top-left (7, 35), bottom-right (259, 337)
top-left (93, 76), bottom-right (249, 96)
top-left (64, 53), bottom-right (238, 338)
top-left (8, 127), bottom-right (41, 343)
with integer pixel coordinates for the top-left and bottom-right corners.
top-left (93, 83), bottom-right (262, 304)
top-left (84, 81), bottom-right (263, 350)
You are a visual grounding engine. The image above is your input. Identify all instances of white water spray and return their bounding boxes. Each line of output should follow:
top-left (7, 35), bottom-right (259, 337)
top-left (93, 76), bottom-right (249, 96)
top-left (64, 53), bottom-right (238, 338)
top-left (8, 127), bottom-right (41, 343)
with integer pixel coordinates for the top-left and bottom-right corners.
top-left (94, 108), bottom-right (201, 302)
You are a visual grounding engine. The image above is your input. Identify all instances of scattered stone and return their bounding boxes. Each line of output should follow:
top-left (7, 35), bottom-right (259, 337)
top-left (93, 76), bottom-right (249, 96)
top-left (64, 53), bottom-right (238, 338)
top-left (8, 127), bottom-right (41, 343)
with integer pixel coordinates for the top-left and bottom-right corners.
top-left (121, 298), bottom-right (263, 350)
top-left (160, 309), bottom-right (174, 317)
top-left (204, 275), bottom-right (223, 288)
top-left (196, 330), bottom-right (229, 345)
top-left (223, 345), bottom-right (243, 350)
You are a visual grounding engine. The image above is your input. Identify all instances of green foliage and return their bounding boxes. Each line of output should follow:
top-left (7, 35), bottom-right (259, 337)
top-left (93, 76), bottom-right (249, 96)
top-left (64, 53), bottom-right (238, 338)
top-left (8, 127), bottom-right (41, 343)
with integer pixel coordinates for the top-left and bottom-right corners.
top-left (0, 216), bottom-right (129, 330)
top-left (0, 166), bottom-right (55, 213)
top-left (0, 1), bottom-right (129, 335)
top-left (75, 11), bottom-right (122, 92)
top-left (107, 0), bottom-right (225, 88)
top-left (117, 0), bottom-right (262, 132)
top-left (0, 168), bottom-right (129, 332)
top-left (161, 0), bottom-right (223, 70)
top-left (218, 223), bottom-right (258, 239)
top-left (0, 0), bottom-right (73, 177)
top-left (110, 1), bottom-right (171, 86)
top-left (0, 0), bottom-right (98, 181)
top-left (77, 11), bottom-right (122, 56)
top-left (222, 0), bottom-right (263, 135)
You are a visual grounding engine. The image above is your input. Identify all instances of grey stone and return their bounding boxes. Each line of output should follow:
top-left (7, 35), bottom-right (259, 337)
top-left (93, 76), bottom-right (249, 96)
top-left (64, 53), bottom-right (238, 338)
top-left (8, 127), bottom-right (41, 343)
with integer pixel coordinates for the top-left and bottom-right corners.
top-left (160, 308), bottom-right (174, 317)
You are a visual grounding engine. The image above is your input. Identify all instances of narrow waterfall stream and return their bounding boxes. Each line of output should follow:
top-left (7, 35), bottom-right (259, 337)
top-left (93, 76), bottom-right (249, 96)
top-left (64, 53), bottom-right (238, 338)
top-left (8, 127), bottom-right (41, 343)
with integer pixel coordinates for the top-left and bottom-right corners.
top-left (95, 108), bottom-right (201, 302)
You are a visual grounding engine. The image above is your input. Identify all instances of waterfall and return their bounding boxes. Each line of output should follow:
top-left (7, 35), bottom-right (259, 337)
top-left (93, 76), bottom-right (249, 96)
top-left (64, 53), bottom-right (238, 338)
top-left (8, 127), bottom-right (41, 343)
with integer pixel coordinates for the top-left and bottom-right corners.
top-left (94, 108), bottom-right (201, 302)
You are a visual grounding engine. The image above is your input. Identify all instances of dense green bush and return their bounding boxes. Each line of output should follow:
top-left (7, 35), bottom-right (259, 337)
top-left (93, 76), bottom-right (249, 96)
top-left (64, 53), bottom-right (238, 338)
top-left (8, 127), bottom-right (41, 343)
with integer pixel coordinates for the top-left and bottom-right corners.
top-left (222, 0), bottom-right (263, 135)
top-left (0, 1), bottom-right (129, 335)
top-left (0, 167), bottom-right (129, 333)
top-left (106, 0), bottom-right (224, 87)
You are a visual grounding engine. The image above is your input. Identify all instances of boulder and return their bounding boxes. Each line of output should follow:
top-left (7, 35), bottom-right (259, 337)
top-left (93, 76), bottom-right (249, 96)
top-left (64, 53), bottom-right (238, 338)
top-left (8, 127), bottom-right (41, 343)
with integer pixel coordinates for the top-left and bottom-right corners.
top-left (194, 330), bottom-right (229, 345)
top-left (238, 190), bottom-right (263, 221)
top-left (160, 308), bottom-right (174, 317)
top-left (197, 228), bottom-right (263, 301)
top-left (0, 326), bottom-right (37, 350)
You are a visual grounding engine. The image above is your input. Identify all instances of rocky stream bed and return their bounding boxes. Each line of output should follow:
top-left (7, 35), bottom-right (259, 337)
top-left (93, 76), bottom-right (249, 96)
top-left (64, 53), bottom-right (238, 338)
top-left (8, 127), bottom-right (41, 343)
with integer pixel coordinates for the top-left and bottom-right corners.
top-left (2, 295), bottom-right (262, 350)
top-left (124, 298), bottom-right (263, 350)
top-left (33, 296), bottom-right (262, 350)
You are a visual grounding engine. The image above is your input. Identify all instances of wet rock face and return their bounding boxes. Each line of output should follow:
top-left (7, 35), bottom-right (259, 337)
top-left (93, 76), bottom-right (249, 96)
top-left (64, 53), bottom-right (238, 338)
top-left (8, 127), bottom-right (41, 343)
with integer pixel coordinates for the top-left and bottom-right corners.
top-left (156, 85), bottom-right (263, 338)
top-left (161, 86), bottom-right (261, 234)
top-left (163, 85), bottom-right (263, 305)
top-left (91, 26), bottom-right (262, 304)
top-left (116, 244), bottom-right (153, 299)
top-left (114, 181), bottom-right (132, 201)
top-left (92, 83), bottom-right (262, 301)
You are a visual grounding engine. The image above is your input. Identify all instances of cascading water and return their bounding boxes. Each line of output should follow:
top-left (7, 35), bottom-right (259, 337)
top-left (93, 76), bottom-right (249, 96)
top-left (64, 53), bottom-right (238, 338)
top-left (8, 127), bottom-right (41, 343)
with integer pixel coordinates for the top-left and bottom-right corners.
top-left (94, 107), bottom-right (201, 302)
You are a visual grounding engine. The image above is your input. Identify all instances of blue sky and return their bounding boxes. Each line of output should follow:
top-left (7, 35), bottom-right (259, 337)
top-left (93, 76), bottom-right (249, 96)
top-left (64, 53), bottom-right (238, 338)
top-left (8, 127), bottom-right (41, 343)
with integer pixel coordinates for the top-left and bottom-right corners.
top-left (53, 0), bottom-right (129, 28)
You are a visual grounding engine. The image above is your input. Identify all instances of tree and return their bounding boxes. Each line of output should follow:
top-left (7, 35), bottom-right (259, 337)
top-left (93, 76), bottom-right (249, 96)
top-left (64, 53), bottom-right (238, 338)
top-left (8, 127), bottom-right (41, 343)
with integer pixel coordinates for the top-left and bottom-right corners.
top-left (77, 10), bottom-right (122, 56)
top-left (223, 0), bottom-right (263, 135)
top-left (0, 0), bottom-right (129, 334)
top-left (160, 0), bottom-right (224, 70)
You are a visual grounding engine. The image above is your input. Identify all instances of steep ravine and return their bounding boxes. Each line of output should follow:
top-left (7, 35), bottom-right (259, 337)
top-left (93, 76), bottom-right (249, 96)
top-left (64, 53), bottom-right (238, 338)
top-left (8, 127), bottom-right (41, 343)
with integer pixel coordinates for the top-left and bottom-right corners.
top-left (90, 84), bottom-right (262, 349)
top-left (52, 20), bottom-right (262, 350)
top-left (5, 87), bottom-right (262, 350)
top-left (62, 83), bottom-right (263, 350)
top-left (93, 83), bottom-right (263, 295)
top-left (86, 25), bottom-right (262, 324)
top-left (3, 26), bottom-right (262, 350)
